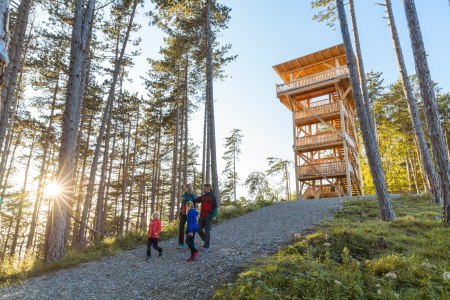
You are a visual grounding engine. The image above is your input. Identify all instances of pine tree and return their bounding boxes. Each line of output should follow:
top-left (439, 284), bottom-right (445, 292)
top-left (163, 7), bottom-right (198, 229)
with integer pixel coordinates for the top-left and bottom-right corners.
top-left (222, 129), bottom-right (243, 202)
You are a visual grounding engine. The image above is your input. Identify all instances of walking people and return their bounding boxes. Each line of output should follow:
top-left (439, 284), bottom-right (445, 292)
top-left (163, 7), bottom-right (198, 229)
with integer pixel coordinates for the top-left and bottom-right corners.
top-left (194, 183), bottom-right (218, 252)
top-left (178, 184), bottom-right (196, 249)
top-left (147, 211), bottom-right (163, 261)
top-left (185, 201), bottom-right (199, 262)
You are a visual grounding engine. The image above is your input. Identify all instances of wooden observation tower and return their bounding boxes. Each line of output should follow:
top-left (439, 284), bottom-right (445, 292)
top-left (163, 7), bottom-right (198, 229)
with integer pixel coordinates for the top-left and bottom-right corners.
top-left (273, 44), bottom-right (362, 199)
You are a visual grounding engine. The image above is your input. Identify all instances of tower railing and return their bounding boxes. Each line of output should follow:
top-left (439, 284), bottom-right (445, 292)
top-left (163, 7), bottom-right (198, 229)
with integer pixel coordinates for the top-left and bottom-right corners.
top-left (276, 66), bottom-right (349, 95)
top-left (296, 131), bottom-right (342, 148)
top-left (297, 160), bottom-right (346, 178)
top-left (294, 102), bottom-right (340, 119)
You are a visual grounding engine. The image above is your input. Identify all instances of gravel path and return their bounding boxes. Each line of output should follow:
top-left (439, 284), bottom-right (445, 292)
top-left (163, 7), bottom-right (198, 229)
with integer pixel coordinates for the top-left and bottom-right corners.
top-left (0, 198), bottom-right (347, 300)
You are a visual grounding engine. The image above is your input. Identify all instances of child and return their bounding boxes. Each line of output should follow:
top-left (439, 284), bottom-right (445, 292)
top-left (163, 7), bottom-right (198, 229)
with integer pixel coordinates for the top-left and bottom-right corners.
top-left (185, 201), bottom-right (199, 262)
top-left (178, 184), bottom-right (196, 249)
top-left (194, 183), bottom-right (218, 252)
top-left (147, 211), bottom-right (163, 261)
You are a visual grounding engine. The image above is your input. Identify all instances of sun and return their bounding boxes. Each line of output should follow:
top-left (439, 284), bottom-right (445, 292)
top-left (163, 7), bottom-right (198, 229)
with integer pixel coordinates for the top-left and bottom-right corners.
top-left (43, 182), bottom-right (62, 197)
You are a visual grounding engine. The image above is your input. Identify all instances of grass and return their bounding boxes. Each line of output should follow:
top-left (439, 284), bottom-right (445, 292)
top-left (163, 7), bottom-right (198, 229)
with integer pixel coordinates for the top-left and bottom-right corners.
top-left (214, 194), bottom-right (450, 299)
top-left (0, 199), bottom-right (273, 288)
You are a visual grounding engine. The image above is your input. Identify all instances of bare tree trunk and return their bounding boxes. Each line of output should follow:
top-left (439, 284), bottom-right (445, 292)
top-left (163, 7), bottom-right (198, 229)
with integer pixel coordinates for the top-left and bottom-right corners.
top-left (201, 100), bottom-right (207, 189)
top-left (403, 0), bottom-right (450, 223)
top-left (183, 57), bottom-right (189, 185)
top-left (170, 89), bottom-right (180, 221)
top-left (103, 105), bottom-right (119, 234)
top-left (0, 129), bottom-right (21, 202)
top-left (94, 99), bottom-right (114, 238)
top-left (206, 0), bottom-right (220, 203)
top-left (10, 136), bottom-right (34, 256)
top-left (385, 0), bottom-right (441, 204)
top-left (0, 0), bottom-right (32, 157)
top-left (71, 112), bottom-right (93, 246)
top-left (127, 104), bottom-right (140, 230)
top-left (150, 110), bottom-right (162, 214)
top-left (348, 0), bottom-right (375, 132)
top-left (26, 73), bottom-right (59, 249)
top-left (45, 0), bottom-right (96, 263)
top-left (336, 0), bottom-right (395, 221)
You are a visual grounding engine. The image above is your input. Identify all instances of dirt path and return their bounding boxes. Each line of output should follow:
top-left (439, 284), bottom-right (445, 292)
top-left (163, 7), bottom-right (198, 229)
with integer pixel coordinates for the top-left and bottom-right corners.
top-left (0, 198), bottom-right (346, 300)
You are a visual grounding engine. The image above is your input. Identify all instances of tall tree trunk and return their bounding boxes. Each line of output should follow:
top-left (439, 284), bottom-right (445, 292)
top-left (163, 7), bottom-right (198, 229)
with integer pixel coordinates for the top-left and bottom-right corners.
top-left (103, 104), bottom-right (119, 234)
top-left (206, 0), bottom-right (220, 204)
top-left (94, 99), bottom-right (114, 238)
top-left (119, 101), bottom-right (128, 235)
top-left (0, 129), bottom-right (21, 202)
top-left (202, 99), bottom-right (209, 188)
top-left (45, 0), bottom-right (96, 263)
top-left (71, 112), bottom-right (93, 246)
top-left (150, 110), bottom-right (162, 215)
top-left (0, 0), bottom-right (32, 157)
top-left (233, 144), bottom-right (236, 201)
top-left (336, 0), bottom-right (395, 221)
top-left (348, 0), bottom-right (375, 132)
top-left (385, 0), bottom-right (441, 204)
top-left (403, 0), bottom-right (450, 223)
top-left (26, 73), bottom-right (59, 249)
top-left (10, 136), bottom-right (34, 256)
top-left (170, 90), bottom-right (180, 221)
top-left (127, 104), bottom-right (140, 230)
top-left (183, 56), bottom-right (189, 185)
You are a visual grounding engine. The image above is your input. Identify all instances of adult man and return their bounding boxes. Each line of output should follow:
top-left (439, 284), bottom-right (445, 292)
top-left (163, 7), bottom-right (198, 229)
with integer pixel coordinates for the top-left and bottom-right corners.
top-left (194, 183), bottom-right (218, 252)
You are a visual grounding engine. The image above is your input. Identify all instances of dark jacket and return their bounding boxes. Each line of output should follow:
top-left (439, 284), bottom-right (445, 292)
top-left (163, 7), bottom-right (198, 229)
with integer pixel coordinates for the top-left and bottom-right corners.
top-left (180, 192), bottom-right (196, 216)
top-left (194, 191), bottom-right (218, 219)
top-left (186, 208), bottom-right (198, 233)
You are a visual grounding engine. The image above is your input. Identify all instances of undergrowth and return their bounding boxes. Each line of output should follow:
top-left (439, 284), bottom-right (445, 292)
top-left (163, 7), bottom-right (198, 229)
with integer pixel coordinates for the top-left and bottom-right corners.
top-left (215, 194), bottom-right (450, 299)
top-left (0, 199), bottom-right (273, 288)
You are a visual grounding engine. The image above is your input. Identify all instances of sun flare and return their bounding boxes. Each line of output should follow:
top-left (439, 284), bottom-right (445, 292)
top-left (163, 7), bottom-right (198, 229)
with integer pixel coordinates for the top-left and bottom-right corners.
top-left (43, 182), bottom-right (62, 197)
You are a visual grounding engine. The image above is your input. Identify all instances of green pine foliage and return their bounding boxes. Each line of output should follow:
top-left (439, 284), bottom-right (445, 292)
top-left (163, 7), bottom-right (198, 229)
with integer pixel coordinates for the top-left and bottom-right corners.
top-left (214, 195), bottom-right (450, 299)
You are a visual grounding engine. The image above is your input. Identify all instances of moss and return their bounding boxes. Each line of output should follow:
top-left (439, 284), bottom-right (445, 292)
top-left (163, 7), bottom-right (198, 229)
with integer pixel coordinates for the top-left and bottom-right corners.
top-left (215, 195), bottom-right (450, 299)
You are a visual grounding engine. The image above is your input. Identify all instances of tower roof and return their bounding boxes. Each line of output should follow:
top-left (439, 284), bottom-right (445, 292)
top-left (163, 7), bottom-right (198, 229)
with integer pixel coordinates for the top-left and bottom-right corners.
top-left (273, 44), bottom-right (346, 83)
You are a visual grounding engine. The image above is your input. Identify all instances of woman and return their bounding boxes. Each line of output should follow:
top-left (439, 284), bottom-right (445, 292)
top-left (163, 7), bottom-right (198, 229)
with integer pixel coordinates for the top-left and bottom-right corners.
top-left (178, 184), bottom-right (196, 248)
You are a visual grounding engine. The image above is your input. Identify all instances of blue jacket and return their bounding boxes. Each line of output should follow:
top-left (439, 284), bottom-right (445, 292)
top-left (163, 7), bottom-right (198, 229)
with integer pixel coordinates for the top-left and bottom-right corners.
top-left (186, 208), bottom-right (198, 233)
top-left (180, 192), bottom-right (196, 216)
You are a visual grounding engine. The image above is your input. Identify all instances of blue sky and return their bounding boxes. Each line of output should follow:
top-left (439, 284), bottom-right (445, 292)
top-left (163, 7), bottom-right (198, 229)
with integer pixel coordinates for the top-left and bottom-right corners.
top-left (129, 1), bottom-right (450, 198)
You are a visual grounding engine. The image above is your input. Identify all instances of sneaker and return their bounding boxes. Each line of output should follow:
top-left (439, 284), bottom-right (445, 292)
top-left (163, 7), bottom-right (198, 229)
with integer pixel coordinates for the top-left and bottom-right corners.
top-left (192, 252), bottom-right (199, 261)
top-left (159, 251), bottom-right (164, 258)
top-left (187, 252), bottom-right (199, 262)
top-left (177, 244), bottom-right (185, 249)
top-left (146, 255), bottom-right (152, 261)
top-left (202, 247), bottom-right (209, 253)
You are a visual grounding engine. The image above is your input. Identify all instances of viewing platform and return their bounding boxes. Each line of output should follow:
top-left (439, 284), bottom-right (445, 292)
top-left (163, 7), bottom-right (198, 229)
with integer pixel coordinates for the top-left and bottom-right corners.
top-left (276, 66), bottom-right (349, 96)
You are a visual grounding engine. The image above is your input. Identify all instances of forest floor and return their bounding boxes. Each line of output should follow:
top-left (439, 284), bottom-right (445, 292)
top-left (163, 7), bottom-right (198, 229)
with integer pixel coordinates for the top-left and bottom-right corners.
top-left (1, 196), bottom-right (387, 300)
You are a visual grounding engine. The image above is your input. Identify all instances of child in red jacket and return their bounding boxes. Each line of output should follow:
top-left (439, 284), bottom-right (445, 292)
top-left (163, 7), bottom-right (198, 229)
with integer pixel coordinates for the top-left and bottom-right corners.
top-left (147, 211), bottom-right (163, 261)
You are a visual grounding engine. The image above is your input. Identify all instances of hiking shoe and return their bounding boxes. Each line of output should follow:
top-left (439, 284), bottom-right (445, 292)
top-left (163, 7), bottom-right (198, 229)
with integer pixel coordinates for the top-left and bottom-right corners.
top-left (187, 252), bottom-right (199, 262)
top-left (177, 244), bottom-right (185, 249)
